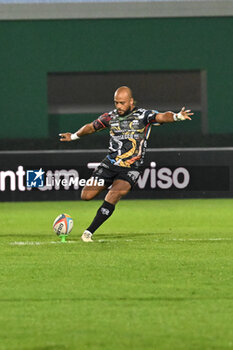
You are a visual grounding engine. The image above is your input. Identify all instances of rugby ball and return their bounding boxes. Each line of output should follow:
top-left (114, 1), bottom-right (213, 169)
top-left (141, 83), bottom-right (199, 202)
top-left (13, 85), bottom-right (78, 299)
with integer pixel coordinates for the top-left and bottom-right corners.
top-left (53, 213), bottom-right (73, 236)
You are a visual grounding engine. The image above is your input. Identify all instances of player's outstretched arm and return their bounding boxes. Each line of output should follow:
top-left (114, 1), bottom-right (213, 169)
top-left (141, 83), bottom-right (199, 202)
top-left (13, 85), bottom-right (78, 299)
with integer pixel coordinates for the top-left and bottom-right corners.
top-left (59, 123), bottom-right (96, 142)
top-left (156, 107), bottom-right (194, 123)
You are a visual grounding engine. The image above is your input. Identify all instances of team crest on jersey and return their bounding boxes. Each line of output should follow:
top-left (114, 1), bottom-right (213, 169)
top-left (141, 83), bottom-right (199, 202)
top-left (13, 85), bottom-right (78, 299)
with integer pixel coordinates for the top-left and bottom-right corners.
top-left (121, 121), bottom-right (128, 128)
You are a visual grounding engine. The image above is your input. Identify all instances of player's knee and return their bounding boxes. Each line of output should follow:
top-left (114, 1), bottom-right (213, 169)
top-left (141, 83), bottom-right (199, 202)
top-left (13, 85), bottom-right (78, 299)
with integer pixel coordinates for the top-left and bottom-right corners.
top-left (107, 189), bottom-right (128, 203)
top-left (118, 190), bottom-right (128, 198)
top-left (81, 190), bottom-right (92, 201)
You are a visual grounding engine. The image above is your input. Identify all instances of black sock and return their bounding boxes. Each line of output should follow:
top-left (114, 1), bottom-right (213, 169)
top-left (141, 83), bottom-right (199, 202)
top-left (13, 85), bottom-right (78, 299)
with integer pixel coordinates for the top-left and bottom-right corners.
top-left (87, 200), bottom-right (115, 234)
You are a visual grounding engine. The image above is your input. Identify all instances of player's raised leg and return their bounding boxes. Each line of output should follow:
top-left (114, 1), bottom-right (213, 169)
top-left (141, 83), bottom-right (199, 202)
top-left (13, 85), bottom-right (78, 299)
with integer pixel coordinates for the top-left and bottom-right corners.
top-left (81, 179), bottom-right (131, 242)
top-left (81, 179), bottom-right (107, 201)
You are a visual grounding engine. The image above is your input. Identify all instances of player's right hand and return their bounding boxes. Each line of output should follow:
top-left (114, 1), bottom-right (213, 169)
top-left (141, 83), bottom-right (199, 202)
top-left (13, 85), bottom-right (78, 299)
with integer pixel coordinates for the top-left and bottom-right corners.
top-left (59, 133), bottom-right (72, 142)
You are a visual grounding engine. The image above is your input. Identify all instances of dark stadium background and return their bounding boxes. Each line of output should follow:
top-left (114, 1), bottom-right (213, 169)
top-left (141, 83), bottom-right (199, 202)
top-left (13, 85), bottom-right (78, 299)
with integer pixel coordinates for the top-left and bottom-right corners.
top-left (0, 1), bottom-right (232, 200)
top-left (0, 3), bottom-right (233, 350)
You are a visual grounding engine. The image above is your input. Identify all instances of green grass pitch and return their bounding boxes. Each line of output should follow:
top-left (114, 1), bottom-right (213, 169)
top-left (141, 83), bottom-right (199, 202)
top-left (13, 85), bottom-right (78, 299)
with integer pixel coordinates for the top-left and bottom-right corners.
top-left (0, 198), bottom-right (233, 350)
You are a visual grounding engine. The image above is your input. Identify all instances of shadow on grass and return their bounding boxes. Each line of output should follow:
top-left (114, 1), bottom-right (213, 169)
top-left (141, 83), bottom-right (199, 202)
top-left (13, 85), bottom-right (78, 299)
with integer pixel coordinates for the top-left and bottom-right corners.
top-left (98, 232), bottom-right (156, 239)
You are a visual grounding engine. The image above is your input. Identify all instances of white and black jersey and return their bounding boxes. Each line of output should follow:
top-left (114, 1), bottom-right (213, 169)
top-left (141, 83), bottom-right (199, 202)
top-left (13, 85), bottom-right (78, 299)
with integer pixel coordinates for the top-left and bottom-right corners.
top-left (93, 107), bottom-right (160, 169)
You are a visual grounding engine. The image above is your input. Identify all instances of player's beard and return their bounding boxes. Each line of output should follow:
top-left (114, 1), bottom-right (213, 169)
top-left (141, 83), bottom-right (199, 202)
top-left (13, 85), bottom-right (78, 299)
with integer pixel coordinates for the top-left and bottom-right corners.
top-left (117, 107), bottom-right (132, 117)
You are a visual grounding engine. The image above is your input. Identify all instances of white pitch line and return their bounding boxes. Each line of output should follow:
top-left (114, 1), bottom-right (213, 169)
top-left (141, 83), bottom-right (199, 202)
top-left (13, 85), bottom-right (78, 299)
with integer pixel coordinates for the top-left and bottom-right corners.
top-left (97, 239), bottom-right (115, 243)
top-left (97, 238), bottom-right (232, 242)
top-left (8, 238), bottom-right (233, 246)
top-left (96, 238), bottom-right (233, 243)
top-left (154, 238), bottom-right (233, 242)
top-left (97, 239), bottom-right (133, 243)
top-left (9, 241), bottom-right (77, 246)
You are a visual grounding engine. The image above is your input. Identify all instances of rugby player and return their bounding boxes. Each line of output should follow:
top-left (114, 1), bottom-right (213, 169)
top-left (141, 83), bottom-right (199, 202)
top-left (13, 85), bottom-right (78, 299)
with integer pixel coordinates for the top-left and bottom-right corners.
top-left (60, 86), bottom-right (193, 242)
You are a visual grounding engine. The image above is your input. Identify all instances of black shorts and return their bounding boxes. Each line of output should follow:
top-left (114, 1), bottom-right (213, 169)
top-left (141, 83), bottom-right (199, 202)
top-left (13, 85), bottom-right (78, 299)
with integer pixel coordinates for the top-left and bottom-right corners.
top-left (92, 157), bottom-right (141, 188)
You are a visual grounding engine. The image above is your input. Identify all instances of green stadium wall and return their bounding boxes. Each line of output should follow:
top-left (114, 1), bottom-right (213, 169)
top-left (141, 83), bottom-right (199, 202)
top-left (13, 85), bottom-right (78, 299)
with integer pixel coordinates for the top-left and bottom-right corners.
top-left (0, 17), bottom-right (232, 140)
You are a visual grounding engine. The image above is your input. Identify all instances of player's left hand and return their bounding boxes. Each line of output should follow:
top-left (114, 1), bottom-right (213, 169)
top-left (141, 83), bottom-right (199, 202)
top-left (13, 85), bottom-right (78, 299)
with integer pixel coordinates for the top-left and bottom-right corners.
top-left (176, 107), bottom-right (194, 121)
top-left (59, 132), bottom-right (72, 141)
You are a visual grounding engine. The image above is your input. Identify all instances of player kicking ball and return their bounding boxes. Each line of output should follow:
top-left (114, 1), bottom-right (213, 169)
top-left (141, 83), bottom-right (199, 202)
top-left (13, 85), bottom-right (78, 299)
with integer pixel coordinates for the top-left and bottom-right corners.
top-left (59, 86), bottom-right (193, 242)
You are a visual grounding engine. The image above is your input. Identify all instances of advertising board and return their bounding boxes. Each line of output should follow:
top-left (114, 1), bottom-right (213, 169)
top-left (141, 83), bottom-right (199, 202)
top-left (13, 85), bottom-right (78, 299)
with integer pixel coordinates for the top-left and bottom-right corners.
top-left (0, 148), bottom-right (232, 201)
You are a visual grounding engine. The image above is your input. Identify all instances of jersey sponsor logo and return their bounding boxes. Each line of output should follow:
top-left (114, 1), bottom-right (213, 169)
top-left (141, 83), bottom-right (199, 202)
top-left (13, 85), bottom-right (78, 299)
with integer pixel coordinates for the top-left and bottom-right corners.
top-left (113, 134), bottom-right (140, 140)
top-left (132, 120), bottom-right (140, 127)
top-left (127, 171), bottom-right (140, 182)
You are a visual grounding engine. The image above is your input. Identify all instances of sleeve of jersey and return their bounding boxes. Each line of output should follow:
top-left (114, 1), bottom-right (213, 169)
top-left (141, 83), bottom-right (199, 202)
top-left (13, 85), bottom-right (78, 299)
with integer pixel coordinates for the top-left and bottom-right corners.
top-left (143, 110), bottom-right (161, 126)
top-left (92, 113), bottom-right (111, 131)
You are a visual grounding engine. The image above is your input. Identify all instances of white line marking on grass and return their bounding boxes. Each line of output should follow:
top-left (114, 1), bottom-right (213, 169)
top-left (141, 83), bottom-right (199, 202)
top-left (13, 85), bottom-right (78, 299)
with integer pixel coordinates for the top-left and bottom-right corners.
top-left (97, 238), bottom-right (233, 243)
top-left (154, 238), bottom-right (233, 242)
top-left (97, 239), bottom-right (133, 243)
top-left (9, 238), bottom-right (233, 246)
top-left (172, 238), bottom-right (233, 241)
top-left (97, 239), bottom-right (116, 243)
top-left (10, 241), bottom-right (77, 246)
top-left (10, 241), bottom-right (42, 246)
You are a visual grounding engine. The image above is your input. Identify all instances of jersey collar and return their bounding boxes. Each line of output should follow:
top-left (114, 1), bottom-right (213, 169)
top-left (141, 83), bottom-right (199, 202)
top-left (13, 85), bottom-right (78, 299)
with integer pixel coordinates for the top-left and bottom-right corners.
top-left (117, 106), bottom-right (138, 121)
